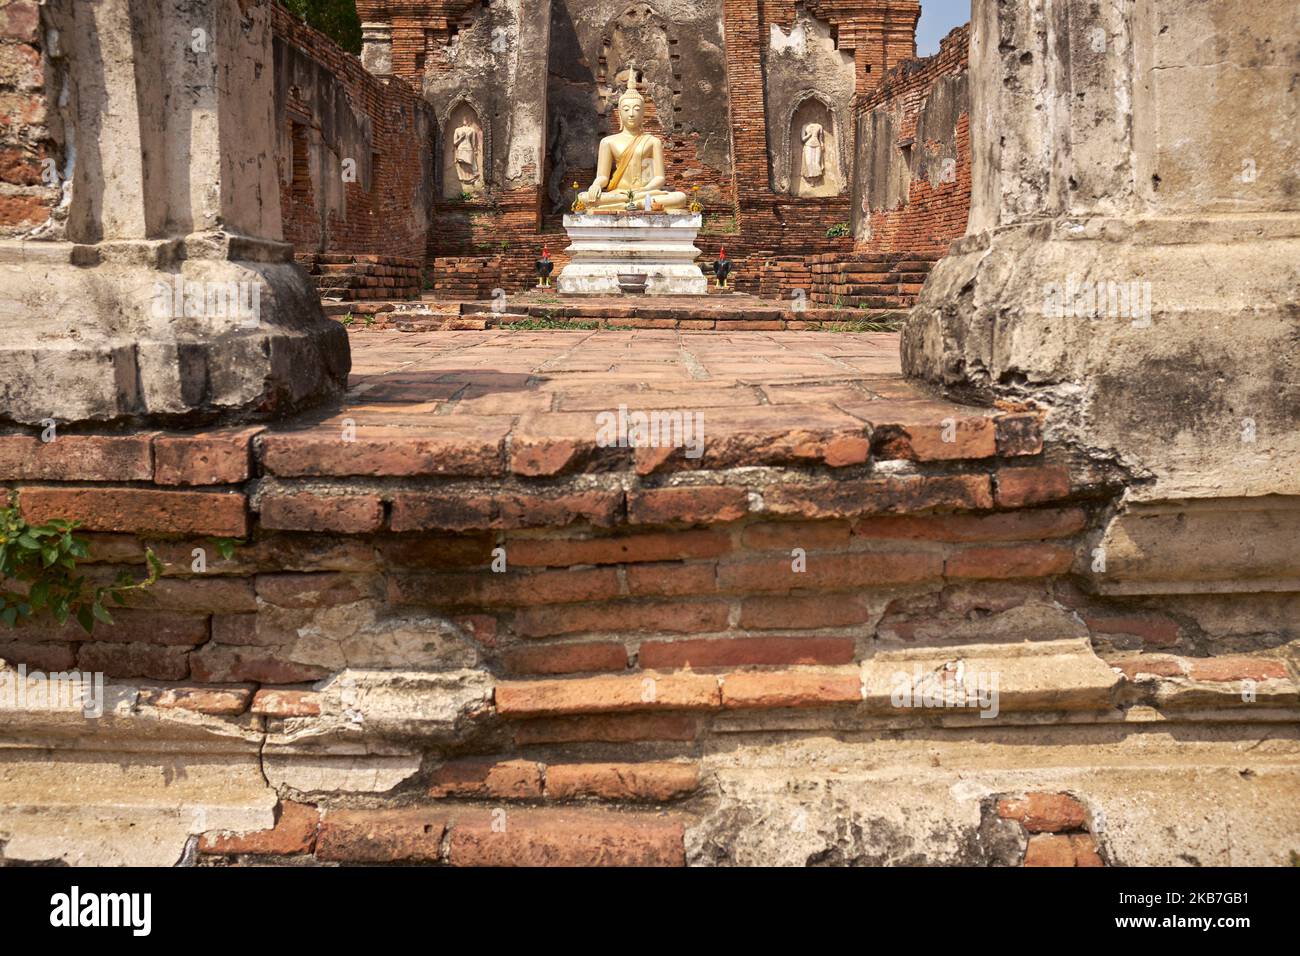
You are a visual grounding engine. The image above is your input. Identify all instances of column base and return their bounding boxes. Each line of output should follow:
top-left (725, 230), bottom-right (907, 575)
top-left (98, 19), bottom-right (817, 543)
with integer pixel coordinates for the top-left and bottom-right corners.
top-left (0, 236), bottom-right (349, 428)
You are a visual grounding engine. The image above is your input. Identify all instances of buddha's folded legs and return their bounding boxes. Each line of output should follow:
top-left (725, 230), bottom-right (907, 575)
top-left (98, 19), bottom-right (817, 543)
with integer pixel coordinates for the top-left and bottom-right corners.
top-left (590, 189), bottom-right (690, 211)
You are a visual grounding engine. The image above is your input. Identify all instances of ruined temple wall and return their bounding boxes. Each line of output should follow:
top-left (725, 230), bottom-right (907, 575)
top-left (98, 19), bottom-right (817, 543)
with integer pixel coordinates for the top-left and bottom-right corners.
top-left (351, 0), bottom-right (921, 278)
top-left (272, 4), bottom-right (435, 285)
top-left (851, 24), bottom-right (971, 255)
top-left (0, 1), bottom-right (64, 238)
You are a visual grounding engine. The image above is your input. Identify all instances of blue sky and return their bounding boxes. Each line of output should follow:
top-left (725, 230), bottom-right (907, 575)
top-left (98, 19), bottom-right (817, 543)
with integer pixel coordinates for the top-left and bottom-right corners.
top-left (916, 0), bottom-right (971, 56)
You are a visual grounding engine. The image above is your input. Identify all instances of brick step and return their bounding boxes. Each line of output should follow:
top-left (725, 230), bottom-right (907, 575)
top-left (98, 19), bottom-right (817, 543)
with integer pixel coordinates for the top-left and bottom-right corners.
top-left (197, 802), bottom-right (687, 866)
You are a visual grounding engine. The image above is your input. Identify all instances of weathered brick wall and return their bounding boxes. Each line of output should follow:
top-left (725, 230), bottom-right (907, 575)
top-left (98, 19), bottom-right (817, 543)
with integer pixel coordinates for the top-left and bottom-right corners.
top-left (273, 5), bottom-right (434, 271)
top-left (0, 1), bottom-right (61, 238)
top-left (852, 24), bottom-right (971, 255)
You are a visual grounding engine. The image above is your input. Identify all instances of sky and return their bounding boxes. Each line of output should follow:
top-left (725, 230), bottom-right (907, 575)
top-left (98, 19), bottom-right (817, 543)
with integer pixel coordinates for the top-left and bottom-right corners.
top-left (916, 0), bottom-right (971, 56)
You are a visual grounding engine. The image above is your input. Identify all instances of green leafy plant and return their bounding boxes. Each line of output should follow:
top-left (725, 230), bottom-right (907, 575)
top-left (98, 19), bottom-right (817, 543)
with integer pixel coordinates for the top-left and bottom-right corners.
top-left (340, 312), bottom-right (355, 326)
top-left (278, 0), bottom-right (361, 55)
top-left (364, 312), bottom-right (376, 327)
top-left (826, 222), bottom-right (852, 239)
top-left (206, 537), bottom-right (241, 561)
top-left (0, 502), bottom-right (162, 633)
top-left (505, 317), bottom-right (599, 331)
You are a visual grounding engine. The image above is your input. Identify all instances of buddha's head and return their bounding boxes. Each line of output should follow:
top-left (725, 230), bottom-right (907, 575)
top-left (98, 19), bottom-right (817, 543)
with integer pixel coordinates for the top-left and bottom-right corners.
top-left (617, 71), bottom-right (645, 131)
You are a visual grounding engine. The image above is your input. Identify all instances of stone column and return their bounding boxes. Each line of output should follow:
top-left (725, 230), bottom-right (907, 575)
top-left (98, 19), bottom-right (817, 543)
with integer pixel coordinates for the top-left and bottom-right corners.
top-left (0, 0), bottom-right (348, 428)
top-left (903, 0), bottom-right (1298, 505)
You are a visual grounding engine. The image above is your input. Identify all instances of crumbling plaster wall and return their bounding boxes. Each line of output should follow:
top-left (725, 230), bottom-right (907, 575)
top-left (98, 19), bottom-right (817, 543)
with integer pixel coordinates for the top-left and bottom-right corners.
top-left (423, 0), bottom-right (550, 200)
top-left (765, 8), bottom-right (856, 196)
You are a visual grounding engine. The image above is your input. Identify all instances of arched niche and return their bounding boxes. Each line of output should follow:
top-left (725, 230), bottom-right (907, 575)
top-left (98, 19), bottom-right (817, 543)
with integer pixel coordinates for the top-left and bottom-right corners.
top-left (443, 99), bottom-right (486, 200)
top-left (789, 95), bottom-right (842, 198)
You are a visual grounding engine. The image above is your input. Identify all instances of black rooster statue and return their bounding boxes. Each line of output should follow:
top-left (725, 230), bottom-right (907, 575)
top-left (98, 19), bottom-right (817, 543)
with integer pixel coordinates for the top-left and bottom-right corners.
top-left (712, 247), bottom-right (732, 289)
top-left (535, 246), bottom-right (555, 288)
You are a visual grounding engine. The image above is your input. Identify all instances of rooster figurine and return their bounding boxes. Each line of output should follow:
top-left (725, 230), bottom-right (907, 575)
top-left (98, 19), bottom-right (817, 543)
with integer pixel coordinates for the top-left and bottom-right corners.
top-left (536, 246), bottom-right (555, 288)
top-left (712, 247), bottom-right (732, 289)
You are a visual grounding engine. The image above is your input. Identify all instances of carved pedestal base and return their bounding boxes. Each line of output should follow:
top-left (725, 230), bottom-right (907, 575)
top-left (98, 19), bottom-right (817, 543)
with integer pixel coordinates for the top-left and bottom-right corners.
top-left (556, 213), bottom-right (708, 296)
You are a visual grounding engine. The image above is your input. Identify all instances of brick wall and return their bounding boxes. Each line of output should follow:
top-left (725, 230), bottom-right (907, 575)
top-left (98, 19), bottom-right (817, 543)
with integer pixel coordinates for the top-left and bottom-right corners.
top-left (0, 1), bottom-right (60, 238)
top-left (852, 24), bottom-right (971, 256)
top-left (273, 5), bottom-right (434, 289)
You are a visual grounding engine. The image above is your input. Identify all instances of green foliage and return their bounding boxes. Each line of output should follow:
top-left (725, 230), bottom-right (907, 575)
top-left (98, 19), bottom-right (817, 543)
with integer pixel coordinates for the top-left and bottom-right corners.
top-left (0, 502), bottom-right (162, 634)
top-left (825, 222), bottom-right (852, 239)
top-left (340, 312), bottom-right (355, 326)
top-left (820, 319), bottom-right (901, 333)
top-left (279, 0), bottom-right (362, 55)
top-left (206, 537), bottom-right (241, 561)
top-left (505, 317), bottom-right (600, 331)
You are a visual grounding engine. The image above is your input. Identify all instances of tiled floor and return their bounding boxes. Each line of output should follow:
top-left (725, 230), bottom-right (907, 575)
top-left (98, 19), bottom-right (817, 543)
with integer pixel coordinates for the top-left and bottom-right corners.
top-left (343, 329), bottom-right (910, 420)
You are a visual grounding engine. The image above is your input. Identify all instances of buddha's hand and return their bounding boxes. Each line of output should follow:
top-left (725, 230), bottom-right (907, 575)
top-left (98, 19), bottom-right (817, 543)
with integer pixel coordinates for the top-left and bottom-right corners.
top-left (585, 185), bottom-right (604, 204)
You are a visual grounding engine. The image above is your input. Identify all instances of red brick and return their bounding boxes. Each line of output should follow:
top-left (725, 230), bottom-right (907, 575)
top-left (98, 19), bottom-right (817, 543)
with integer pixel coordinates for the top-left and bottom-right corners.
top-left (502, 642), bottom-right (628, 675)
top-left (316, 809), bottom-right (447, 864)
top-left (15, 609), bottom-right (209, 646)
top-left (255, 573), bottom-right (369, 608)
top-left (513, 599), bottom-right (731, 639)
top-left (0, 191), bottom-right (48, 228)
top-left (764, 474), bottom-right (993, 518)
top-left (429, 758), bottom-right (544, 799)
top-left (0, 434), bottom-right (152, 481)
top-left (19, 486), bottom-right (247, 536)
top-left (388, 492), bottom-right (494, 532)
top-left (624, 562), bottom-right (716, 597)
top-left (260, 492), bottom-right (384, 533)
top-left (627, 486), bottom-right (749, 525)
top-left (189, 645), bottom-right (328, 684)
top-left (996, 466), bottom-right (1071, 507)
top-left (0, 641), bottom-right (75, 671)
top-left (640, 636), bottom-right (855, 669)
top-left (545, 762), bottom-right (699, 801)
top-left (1071, 834), bottom-right (1105, 867)
top-left (146, 685), bottom-right (252, 716)
top-left (448, 809), bottom-right (685, 867)
top-left (998, 793), bottom-right (1088, 833)
top-left (877, 416), bottom-right (997, 461)
top-left (853, 508), bottom-right (1087, 543)
top-left (154, 428), bottom-right (260, 485)
top-left (738, 593), bottom-right (873, 629)
top-left (721, 670), bottom-right (862, 709)
top-left (75, 643), bottom-right (189, 681)
top-left (946, 543), bottom-right (1074, 579)
top-left (497, 489), bottom-right (623, 529)
top-left (199, 801), bottom-right (319, 856)
top-left (387, 567), bottom-right (620, 608)
top-left (375, 534), bottom-right (494, 570)
top-left (741, 519), bottom-right (851, 550)
top-left (250, 688), bottom-right (323, 718)
top-left (1186, 657), bottom-right (1289, 683)
top-left (116, 577), bottom-right (255, 614)
top-left (1023, 833), bottom-right (1077, 867)
top-left (1112, 656), bottom-right (1187, 679)
top-left (495, 672), bottom-right (720, 717)
top-left (0, 2), bottom-right (41, 43)
top-left (513, 714), bottom-right (699, 745)
top-left (1085, 613), bottom-right (1180, 648)
top-left (260, 423), bottom-right (508, 478)
top-left (507, 529), bottom-right (730, 568)
top-left (719, 550), bottom-right (942, 592)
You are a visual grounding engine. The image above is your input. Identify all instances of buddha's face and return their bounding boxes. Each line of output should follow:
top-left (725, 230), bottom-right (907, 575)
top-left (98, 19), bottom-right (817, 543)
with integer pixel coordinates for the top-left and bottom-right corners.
top-left (619, 96), bottom-right (644, 130)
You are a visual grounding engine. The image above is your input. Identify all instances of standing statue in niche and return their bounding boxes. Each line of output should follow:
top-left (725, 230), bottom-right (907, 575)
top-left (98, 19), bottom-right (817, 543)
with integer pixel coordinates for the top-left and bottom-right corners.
top-left (801, 122), bottom-right (825, 181)
top-left (582, 71), bottom-right (689, 212)
top-left (453, 120), bottom-right (481, 187)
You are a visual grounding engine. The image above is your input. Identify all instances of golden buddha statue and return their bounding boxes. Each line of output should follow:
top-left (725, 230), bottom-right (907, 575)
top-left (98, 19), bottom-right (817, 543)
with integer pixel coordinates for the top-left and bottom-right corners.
top-left (582, 71), bottom-right (689, 213)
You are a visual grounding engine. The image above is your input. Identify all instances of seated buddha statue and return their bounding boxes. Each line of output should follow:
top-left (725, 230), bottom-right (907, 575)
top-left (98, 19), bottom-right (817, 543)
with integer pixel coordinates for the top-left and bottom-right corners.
top-left (582, 72), bottom-right (689, 213)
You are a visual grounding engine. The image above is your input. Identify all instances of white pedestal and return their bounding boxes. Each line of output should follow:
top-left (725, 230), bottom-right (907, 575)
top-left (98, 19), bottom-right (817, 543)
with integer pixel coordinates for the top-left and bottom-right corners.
top-left (556, 212), bottom-right (709, 296)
